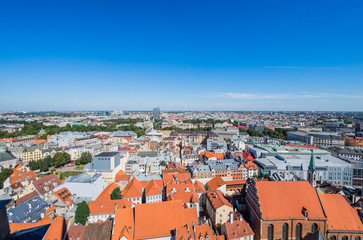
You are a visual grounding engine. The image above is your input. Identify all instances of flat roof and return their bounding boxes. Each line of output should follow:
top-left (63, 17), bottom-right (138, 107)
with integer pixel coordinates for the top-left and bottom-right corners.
top-left (95, 152), bottom-right (119, 157)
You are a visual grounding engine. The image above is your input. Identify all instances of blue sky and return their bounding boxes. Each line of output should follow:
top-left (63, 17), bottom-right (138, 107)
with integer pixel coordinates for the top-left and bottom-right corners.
top-left (0, 0), bottom-right (362, 111)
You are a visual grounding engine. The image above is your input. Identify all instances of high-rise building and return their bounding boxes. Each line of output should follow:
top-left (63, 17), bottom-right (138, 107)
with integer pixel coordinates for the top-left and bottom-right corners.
top-left (153, 107), bottom-right (160, 120)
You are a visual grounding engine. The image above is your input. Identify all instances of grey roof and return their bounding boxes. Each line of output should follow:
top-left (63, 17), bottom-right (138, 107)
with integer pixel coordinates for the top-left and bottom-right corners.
top-left (0, 151), bottom-right (17, 162)
top-left (8, 195), bottom-right (49, 223)
top-left (67, 172), bottom-right (103, 183)
top-left (95, 152), bottom-right (119, 157)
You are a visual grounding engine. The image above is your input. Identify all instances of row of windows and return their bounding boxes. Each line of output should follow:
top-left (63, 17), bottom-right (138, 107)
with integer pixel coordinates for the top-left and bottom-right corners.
top-left (267, 223), bottom-right (319, 240)
top-left (330, 236), bottom-right (360, 240)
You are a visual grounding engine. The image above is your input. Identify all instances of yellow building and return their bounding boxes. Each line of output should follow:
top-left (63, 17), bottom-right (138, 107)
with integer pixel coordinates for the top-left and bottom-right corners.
top-left (22, 147), bottom-right (43, 163)
top-left (206, 190), bottom-right (233, 227)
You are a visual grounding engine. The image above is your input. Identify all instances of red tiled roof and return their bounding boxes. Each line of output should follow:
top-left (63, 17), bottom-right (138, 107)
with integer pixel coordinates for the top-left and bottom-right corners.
top-left (96, 182), bottom-right (120, 201)
top-left (256, 181), bottom-right (326, 220)
top-left (145, 180), bottom-right (163, 196)
top-left (207, 176), bottom-right (226, 191)
top-left (15, 190), bottom-right (39, 206)
top-left (121, 178), bottom-right (143, 199)
top-left (207, 190), bottom-right (233, 209)
top-left (32, 174), bottom-right (62, 195)
top-left (112, 208), bottom-right (134, 240)
top-left (54, 187), bottom-right (73, 207)
top-left (223, 219), bottom-right (254, 240)
top-left (89, 199), bottom-right (132, 215)
top-left (43, 216), bottom-right (65, 240)
top-left (168, 192), bottom-right (200, 203)
top-left (134, 200), bottom-right (198, 240)
top-left (320, 194), bottom-right (363, 231)
top-left (67, 225), bottom-right (85, 240)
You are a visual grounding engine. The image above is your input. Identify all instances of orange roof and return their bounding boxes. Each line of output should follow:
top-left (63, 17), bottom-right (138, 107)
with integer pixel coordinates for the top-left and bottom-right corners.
top-left (168, 192), bottom-right (200, 203)
top-left (112, 208), bottom-right (134, 240)
top-left (10, 168), bottom-right (36, 185)
top-left (320, 194), bottom-right (363, 231)
top-left (45, 205), bottom-right (58, 214)
top-left (225, 179), bottom-right (246, 186)
top-left (54, 187), bottom-right (73, 207)
top-left (207, 176), bottom-right (226, 191)
top-left (32, 139), bottom-right (47, 145)
top-left (89, 199), bottom-right (132, 215)
top-left (115, 174), bottom-right (131, 182)
top-left (244, 161), bottom-right (258, 170)
top-left (145, 180), bottom-right (163, 196)
top-left (43, 216), bottom-right (65, 240)
top-left (201, 152), bottom-right (225, 160)
top-left (134, 200), bottom-right (198, 240)
top-left (96, 182), bottom-right (120, 201)
top-left (163, 172), bottom-right (191, 185)
top-left (121, 178), bottom-right (143, 199)
top-left (67, 225), bottom-right (85, 240)
top-left (256, 181), bottom-right (326, 220)
top-left (175, 224), bottom-right (221, 240)
top-left (223, 219), bottom-right (254, 239)
top-left (9, 212), bottom-right (59, 233)
top-left (207, 190), bottom-right (233, 209)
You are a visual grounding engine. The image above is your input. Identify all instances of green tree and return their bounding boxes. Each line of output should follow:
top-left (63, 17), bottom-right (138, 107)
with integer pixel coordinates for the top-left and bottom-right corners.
top-left (0, 168), bottom-right (13, 189)
top-left (28, 161), bottom-right (40, 170)
top-left (160, 161), bottom-right (167, 167)
top-left (75, 201), bottom-right (90, 225)
top-left (53, 152), bottom-right (71, 168)
top-left (79, 152), bottom-right (92, 164)
top-left (111, 187), bottom-right (122, 200)
top-left (39, 158), bottom-right (49, 172)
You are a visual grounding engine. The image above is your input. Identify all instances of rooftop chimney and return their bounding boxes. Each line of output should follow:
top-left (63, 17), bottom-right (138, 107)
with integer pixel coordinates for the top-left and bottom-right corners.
top-left (229, 211), bottom-right (234, 224)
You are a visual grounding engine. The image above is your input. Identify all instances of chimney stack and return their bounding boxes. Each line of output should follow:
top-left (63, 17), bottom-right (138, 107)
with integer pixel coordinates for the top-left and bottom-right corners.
top-left (229, 211), bottom-right (234, 224)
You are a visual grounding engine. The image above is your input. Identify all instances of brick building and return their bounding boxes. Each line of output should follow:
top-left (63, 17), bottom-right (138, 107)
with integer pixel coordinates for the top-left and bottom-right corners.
top-left (245, 179), bottom-right (327, 240)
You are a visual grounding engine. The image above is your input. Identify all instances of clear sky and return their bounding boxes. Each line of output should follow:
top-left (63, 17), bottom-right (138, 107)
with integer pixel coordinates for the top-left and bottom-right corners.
top-left (0, 0), bottom-right (362, 111)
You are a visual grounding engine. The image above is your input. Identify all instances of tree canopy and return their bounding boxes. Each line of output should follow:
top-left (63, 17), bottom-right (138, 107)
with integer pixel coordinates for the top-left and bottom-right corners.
top-left (111, 187), bottom-right (123, 200)
top-left (75, 201), bottom-right (90, 225)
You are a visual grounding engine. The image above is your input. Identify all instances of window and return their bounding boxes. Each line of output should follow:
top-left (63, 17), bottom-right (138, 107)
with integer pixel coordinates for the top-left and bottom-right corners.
top-left (355, 237), bottom-right (361, 240)
top-left (311, 223), bottom-right (318, 233)
top-left (342, 236), bottom-right (348, 240)
top-left (296, 223), bottom-right (302, 240)
top-left (267, 224), bottom-right (274, 240)
top-left (282, 223), bottom-right (289, 240)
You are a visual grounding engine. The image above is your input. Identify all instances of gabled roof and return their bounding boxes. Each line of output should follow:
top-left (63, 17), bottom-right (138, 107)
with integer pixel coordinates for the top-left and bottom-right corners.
top-left (122, 178), bottom-right (143, 199)
top-left (9, 211), bottom-right (59, 233)
top-left (145, 180), bottom-right (163, 196)
top-left (54, 187), bottom-right (73, 207)
top-left (256, 181), bottom-right (326, 220)
top-left (43, 216), bottom-right (65, 240)
top-left (168, 192), bottom-right (200, 203)
top-left (223, 219), bottom-right (254, 240)
top-left (134, 200), bottom-right (198, 240)
top-left (96, 182), bottom-right (120, 201)
top-left (320, 194), bottom-right (363, 231)
top-left (207, 176), bottom-right (226, 191)
top-left (175, 224), bottom-right (221, 240)
top-left (112, 208), bottom-right (134, 240)
top-left (32, 174), bottom-right (62, 195)
top-left (83, 218), bottom-right (113, 240)
top-left (67, 225), bottom-right (85, 240)
top-left (207, 190), bottom-right (233, 209)
top-left (89, 199), bottom-right (132, 215)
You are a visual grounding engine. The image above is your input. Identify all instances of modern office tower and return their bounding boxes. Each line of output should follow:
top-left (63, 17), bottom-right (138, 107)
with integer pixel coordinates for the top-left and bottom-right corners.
top-left (153, 107), bottom-right (160, 120)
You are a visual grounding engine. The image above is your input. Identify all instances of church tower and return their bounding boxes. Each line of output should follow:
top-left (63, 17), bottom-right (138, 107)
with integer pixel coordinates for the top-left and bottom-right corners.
top-left (308, 149), bottom-right (317, 188)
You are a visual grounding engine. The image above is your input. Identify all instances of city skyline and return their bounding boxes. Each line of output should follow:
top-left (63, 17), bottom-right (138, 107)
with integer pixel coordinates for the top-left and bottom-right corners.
top-left (1, 1), bottom-right (363, 111)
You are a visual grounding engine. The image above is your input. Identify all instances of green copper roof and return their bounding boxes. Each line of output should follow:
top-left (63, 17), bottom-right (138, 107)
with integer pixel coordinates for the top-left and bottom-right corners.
top-left (309, 149), bottom-right (316, 173)
top-left (38, 128), bottom-right (47, 135)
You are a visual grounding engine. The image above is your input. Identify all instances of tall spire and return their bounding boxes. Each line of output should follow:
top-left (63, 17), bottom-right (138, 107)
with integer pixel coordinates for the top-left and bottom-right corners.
top-left (309, 149), bottom-right (316, 173)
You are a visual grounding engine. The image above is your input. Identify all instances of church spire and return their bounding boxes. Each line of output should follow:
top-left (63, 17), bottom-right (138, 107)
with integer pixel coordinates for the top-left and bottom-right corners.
top-left (308, 149), bottom-right (316, 188)
top-left (309, 149), bottom-right (316, 173)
